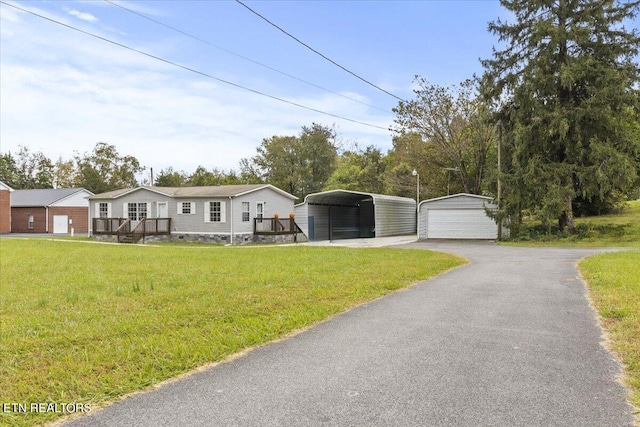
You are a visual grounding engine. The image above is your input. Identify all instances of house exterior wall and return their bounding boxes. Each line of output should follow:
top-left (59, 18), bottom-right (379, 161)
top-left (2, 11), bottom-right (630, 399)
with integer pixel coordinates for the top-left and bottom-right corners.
top-left (231, 187), bottom-right (296, 233)
top-left (11, 207), bottom-right (47, 233)
top-left (48, 207), bottom-right (89, 233)
top-left (0, 189), bottom-right (10, 233)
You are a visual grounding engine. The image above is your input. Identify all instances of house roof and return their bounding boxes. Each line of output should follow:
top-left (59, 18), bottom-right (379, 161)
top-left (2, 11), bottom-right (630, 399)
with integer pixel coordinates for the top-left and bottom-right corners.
top-left (10, 188), bottom-right (93, 207)
top-left (89, 184), bottom-right (297, 200)
top-left (0, 181), bottom-right (14, 191)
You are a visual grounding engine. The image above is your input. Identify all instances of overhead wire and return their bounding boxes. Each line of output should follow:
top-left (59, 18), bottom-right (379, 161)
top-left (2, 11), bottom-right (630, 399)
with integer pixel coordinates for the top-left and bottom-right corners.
top-left (234, 0), bottom-right (406, 102)
top-left (103, 0), bottom-right (391, 114)
top-left (1, 1), bottom-right (391, 131)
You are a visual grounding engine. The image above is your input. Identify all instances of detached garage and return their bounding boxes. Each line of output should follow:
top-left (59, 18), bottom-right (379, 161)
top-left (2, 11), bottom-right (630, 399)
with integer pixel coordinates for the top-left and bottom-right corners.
top-left (418, 193), bottom-right (499, 240)
top-left (10, 188), bottom-right (94, 234)
top-left (294, 190), bottom-right (416, 242)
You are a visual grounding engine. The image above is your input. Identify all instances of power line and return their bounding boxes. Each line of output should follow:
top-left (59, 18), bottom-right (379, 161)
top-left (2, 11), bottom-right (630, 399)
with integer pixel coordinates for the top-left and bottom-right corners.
top-left (235, 0), bottom-right (406, 102)
top-left (1, 1), bottom-right (391, 131)
top-left (103, 0), bottom-right (391, 114)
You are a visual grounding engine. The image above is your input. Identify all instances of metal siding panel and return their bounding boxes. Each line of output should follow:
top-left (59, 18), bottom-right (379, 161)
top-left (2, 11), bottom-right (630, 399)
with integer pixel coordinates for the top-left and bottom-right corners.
top-left (293, 204), bottom-right (309, 237)
top-left (374, 198), bottom-right (417, 237)
top-left (308, 204), bottom-right (329, 240)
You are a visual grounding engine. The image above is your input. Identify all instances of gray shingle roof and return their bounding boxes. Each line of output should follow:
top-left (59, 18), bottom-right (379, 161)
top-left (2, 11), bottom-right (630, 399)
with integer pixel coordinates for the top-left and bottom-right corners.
top-left (89, 185), bottom-right (297, 200)
top-left (10, 188), bottom-right (91, 207)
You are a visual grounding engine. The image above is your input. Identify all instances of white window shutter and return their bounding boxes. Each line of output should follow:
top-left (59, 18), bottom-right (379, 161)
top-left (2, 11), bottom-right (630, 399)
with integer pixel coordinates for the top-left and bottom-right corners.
top-left (177, 202), bottom-right (183, 215)
top-left (123, 203), bottom-right (128, 217)
top-left (94, 202), bottom-right (100, 217)
top-left (191, 201), bottom-right (196, 215)
top-left (220, 201), bottom-right (226, 223)
top-left (204, 202), bottom-right (210, 222)
top-left (107, 203), bottom-right (112, 217)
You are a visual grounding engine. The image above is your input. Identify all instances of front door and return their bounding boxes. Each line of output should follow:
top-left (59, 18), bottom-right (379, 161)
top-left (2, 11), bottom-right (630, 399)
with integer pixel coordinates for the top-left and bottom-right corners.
top-left (157, 202), bottom-right (168, 218)
top-left (256, 202), bottom-right (264, 220)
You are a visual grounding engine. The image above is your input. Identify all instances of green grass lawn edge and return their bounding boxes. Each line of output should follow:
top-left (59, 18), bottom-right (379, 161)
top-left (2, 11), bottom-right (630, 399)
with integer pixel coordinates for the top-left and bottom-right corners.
top-left (0, 240), bottom-right (466, 427)
top-left (579, 250), bottom-right (640, 422)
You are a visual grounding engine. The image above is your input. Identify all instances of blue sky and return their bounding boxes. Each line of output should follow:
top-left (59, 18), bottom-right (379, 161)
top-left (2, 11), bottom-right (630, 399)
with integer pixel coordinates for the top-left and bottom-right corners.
top-left (1, 1), bottom-right (528, 175)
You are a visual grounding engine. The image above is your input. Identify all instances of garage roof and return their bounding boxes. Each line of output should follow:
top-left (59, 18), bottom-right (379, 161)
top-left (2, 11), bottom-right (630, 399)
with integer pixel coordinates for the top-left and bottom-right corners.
top-left (300, 189), bottom-right (415, 207)
top-left (11, 188), bottom-right (93, 207)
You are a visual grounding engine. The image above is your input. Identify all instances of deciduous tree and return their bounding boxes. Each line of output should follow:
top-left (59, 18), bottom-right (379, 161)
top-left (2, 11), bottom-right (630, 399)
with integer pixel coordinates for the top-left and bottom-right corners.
top-left (75, 142), bottom-right (143, 194)
top-left (324, 145), bottom-right (386, 193)
top-left (248, 123), bottom-right (338, 199)
top-left (393, 78), bottom-right (497, 196)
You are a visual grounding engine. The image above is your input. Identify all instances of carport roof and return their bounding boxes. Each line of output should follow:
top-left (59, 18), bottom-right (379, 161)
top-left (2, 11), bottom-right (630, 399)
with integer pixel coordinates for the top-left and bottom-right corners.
top-left (299, 189), bottom-right (415, 207)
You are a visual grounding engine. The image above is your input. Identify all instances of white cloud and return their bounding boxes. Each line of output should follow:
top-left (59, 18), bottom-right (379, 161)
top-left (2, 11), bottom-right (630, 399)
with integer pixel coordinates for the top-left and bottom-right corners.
top-left (0, 1), bottom-right (395, 175)
top-left (66, 9), bottom-right (98, 23)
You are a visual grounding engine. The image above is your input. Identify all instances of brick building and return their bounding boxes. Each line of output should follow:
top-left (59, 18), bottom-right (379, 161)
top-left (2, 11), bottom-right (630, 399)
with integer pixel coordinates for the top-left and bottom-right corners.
top-left (0, 181), bottom-right (13, 234)
top-left (10, 188), bottom-right (94, 234)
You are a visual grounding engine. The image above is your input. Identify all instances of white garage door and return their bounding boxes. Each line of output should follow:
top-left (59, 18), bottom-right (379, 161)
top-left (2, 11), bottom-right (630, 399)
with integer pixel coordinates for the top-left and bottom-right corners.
top-left (427, 209), bottom-right (497, 239)
top-left (53, 215), bottom-right (68, 234)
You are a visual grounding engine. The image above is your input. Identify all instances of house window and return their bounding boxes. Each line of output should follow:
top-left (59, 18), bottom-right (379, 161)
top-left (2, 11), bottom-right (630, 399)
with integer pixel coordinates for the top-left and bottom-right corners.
top-left (242, 202), bottom-right (250, 222)
top-left (99, 202), bottom-right (109, 218)
top-left (179, 202), bottom-right (194, 215)
top-left (28, 215), bottom-right (34, 229)
top-left (209, 201), bottom-right (222, 222)
top-left (127, 203), bottom-right (147, 221)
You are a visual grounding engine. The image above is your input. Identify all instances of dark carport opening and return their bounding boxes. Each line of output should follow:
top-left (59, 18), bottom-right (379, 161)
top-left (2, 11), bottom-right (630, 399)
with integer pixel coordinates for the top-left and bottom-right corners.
top-left (307, 193), bottom-right (376, 241)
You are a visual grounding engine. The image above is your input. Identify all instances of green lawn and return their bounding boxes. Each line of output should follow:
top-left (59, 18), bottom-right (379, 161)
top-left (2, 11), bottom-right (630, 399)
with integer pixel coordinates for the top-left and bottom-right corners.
top-left (504, 200), bottom-right (640, 248)
top-left (0, 239), bottom-right (465, 427)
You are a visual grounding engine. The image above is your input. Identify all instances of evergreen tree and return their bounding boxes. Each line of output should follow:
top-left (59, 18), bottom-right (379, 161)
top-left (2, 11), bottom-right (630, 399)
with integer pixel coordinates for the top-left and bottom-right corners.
top-left (482, 0), bottom-right (640, 233)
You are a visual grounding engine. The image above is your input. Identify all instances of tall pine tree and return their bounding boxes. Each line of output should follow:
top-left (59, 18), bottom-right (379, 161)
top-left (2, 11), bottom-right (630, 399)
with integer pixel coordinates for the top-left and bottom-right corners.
top-left (482, 0), bottom-right (640, 233)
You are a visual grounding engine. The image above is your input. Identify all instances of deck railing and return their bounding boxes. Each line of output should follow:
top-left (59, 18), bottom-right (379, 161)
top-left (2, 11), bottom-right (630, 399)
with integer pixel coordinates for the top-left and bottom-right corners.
top-left (253, 217), bottom-right (297, 235)
top-left (93, 217), bottom-right (129, 234)
top-left (93, 217), bottom-right (171, 243)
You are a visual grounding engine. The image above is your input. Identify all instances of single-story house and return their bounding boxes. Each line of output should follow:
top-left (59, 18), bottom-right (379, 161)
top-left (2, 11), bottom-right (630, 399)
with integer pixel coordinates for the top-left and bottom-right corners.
top-left (10, 188), bottom-right (94, 234)
top-left (0, 181), bottom-right (13, 234)
top-left (418, 193), bottom-right (502, 240)
top-left (88, 184), bottom-right (298, 244)
top-left (294, 189), bottom-right (416, 241)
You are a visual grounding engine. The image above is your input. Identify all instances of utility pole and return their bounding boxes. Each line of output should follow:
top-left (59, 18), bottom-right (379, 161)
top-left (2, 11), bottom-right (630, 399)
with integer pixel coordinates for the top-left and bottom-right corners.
top-left (497, 121), bottom-right (502, 240)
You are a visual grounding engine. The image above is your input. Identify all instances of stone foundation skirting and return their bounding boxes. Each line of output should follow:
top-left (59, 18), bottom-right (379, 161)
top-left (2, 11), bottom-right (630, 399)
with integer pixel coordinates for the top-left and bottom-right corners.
top-left (92, 233), bottom-right (298, 245)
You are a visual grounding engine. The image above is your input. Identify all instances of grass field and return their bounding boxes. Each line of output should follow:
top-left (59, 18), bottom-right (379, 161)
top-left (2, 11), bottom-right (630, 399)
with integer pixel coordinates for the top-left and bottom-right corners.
top-left (505, 200), bottom-right (640, 248)
top-left (0, 239), bottom-right (464, 426)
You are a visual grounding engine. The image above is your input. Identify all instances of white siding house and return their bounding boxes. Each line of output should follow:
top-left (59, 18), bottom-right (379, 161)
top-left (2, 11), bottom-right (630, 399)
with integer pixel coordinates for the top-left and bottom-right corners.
top-left (89, 185), bottom-right (297, 244)
top-left (418, 193), bottom-right (501, 240)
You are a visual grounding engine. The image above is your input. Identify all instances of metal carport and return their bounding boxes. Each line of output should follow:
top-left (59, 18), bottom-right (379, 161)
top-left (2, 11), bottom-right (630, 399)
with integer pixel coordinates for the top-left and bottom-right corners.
top-left (294, 190), bottom-right (416, 241)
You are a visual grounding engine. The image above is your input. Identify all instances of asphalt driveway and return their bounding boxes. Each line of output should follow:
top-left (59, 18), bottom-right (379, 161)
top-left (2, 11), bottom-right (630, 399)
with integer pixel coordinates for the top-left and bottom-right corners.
top-left (61, 241), bottom-right (635, 426)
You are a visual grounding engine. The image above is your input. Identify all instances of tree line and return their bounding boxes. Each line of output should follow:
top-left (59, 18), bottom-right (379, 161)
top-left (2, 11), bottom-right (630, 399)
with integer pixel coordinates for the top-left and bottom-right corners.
top-left (1, 0), bottom-right (639, 237)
